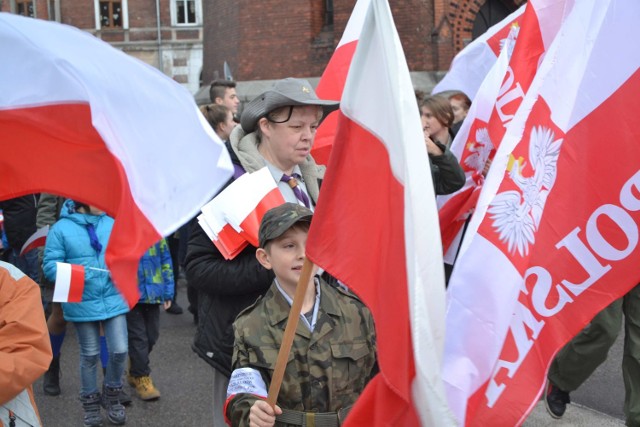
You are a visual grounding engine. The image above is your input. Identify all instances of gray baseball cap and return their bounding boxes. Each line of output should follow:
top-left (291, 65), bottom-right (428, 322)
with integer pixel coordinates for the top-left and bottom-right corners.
top-left (240, 77), bottom-right (339, 133)
top-left (259, 203), bottom-right (313, 248)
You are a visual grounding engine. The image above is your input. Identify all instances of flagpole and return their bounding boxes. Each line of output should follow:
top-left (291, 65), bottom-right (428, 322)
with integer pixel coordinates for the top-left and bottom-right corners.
top-left (266, 257), bottom-right (315, 408)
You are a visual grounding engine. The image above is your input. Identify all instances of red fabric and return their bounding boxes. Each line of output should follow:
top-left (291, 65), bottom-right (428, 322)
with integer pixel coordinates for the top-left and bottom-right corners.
top-left (238, 188), bottom-right (285, 248)
top-left (306, 117), bottom-right (420, 426)
top-left (312, 41), bottom-right (358, 166)
top-left (213, 224), bottom-right (248, 260)
top-left (0, 103), bottom-right (158, 307)
top-left (67, 264), bottom-right (85, 303)
top-left (19, 233), bottom-right (48, 256)
top-left (467, 71), bottom-right (640, 425)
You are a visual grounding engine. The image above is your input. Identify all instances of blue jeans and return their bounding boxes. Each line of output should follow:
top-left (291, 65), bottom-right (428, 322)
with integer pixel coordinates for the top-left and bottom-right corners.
top-left (75, 314), bottom-right (128, 396)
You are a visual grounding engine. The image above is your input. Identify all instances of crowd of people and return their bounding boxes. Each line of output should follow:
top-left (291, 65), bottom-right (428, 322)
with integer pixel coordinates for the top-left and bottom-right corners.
top-left (1, 75), bottom-right (638, 427)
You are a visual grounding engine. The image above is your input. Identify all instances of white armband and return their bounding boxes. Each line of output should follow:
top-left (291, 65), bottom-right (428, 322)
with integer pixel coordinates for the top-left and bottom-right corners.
top-left (226, 367), bottom-right (268, 399)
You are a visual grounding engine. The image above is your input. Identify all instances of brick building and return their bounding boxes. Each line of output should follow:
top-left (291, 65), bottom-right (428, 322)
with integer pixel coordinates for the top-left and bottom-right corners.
top-left (1, 0), bottom-right (204, 93)
top-left (202, 0), bottom-right (525, 95)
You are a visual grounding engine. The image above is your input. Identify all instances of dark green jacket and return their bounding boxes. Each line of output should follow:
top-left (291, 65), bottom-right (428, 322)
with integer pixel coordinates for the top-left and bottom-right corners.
top-left (226, 279), bottom-right (377, 426)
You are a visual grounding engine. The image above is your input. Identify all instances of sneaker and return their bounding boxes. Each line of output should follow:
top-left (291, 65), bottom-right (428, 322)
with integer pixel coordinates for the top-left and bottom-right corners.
top-left (131, 376), bottom-right (161, 401)
top-left (80, 392), bottom-right (103, 427)
top-left (544, 380), bottom-right (570, 419)
top-left (101, 386), bottom-right (126, 425)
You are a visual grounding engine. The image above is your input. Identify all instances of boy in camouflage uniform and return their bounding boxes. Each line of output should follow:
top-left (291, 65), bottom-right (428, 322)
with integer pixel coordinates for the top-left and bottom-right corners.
top-left (225, 203), bottom-right (377, 427)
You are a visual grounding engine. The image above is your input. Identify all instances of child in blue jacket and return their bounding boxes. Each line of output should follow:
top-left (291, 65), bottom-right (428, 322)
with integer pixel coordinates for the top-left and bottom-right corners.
top-left (43, 200), bottom-right (129, 427)
top-left (126, 239), bottom-right (174, 401)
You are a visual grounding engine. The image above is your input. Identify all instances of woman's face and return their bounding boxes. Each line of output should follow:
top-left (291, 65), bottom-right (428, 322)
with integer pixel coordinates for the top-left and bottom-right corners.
top-left (421, 106), bottom-right (448, 142)
top-left (258, 105), bottom-right (322, 173)
top-left (217, 111), bottom-right (236, 141)
top-left (450, 98), bottom-right (469, 124)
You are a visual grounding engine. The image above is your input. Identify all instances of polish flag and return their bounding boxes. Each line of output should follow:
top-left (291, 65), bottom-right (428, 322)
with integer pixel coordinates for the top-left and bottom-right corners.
top-left (0, 15), bottom-right (232, 306)
top-left (306, 0), bottom-right (455, 425)
top-left (443, 1), bottom-right (640, 425)
top-left (199, 167), bottom-right (285, 258)
top-left (431, 4), bottom-right (525, 100)
top-left (53, 262), bottom-right (85, 303)
top-left (197, 214), bottom-right (247, 261)
top-left (437, 0), bottom-right (575, 259)
top-left (311, 0), bottom-right (371, 166)
top-left (20, 225), bottom-right (49, 256)
top-left (222, 167), bottom-right (286, 247)
top-left (199, 185), bottom-right (250, 260)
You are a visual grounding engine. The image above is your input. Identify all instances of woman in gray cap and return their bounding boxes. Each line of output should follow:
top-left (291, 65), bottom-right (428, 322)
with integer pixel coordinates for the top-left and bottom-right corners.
top-left (185, 77), bottom-right (338, 426)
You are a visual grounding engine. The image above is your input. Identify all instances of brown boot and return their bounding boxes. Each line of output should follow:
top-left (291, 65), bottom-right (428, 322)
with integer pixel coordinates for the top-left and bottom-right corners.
top-left (130, 376), bottom-right (161, 401)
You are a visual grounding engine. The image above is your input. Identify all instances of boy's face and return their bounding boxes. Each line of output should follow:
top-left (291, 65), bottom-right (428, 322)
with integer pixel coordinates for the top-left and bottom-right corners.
top-left (256, 225), bottom-right (313, 289)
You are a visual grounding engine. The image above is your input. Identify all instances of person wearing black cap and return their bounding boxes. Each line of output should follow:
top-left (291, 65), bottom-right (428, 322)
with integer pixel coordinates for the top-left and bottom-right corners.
top-left (185, 78), bottom-right (338, 426)
top-left (224, 203), bottom-right (377, 427)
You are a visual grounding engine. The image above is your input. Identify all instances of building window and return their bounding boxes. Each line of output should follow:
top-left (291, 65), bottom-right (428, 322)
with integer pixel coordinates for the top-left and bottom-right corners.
top-left (94, 0), bottom-right (128, 29)
top-left (171, 0), bottom-right (201, 26)
top-left (13, 0), bottom-right (35, 17)
top-left (324, 0), bottom-right (334, 27)
top-left (100, 1), bottom-right (122, 27)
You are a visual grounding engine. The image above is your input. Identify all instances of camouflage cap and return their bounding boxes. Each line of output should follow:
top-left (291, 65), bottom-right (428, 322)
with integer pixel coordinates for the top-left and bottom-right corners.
top-left (259, 203), bottom-right (313, 248)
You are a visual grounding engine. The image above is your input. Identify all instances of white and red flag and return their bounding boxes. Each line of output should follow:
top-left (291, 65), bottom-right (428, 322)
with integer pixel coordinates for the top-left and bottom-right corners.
top-left (443, 0), bottom-right (640, 425)
top-left (306, 0), bottom-right (454, 425)
top-left (431, 4), bottom-right (525, 99)
top-left (20, 225), bottom-right (49, 256)
top-left (437, 0), bottom-right (574, 260)
top-left (53, 262), bottom-right (85, 303)
top-left (311, 0), bottom-right (370, 165)
top-left (199, 167), bottom-right (285, 259)
top-left (0, 14), bottom-right (232, 306)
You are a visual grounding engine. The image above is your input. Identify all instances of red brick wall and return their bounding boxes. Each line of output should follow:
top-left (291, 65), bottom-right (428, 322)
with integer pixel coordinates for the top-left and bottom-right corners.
top-left (203, 0), bottom-right (463, 82)
top-left (202, 0), bottom-right (240, 83)
top-left (60, 0), bottom-right (95, 28)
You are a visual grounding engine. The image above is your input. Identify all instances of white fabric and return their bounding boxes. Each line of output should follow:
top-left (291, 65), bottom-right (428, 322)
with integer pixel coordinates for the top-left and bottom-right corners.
top-left (432, 5), bottom-right (525, 99)
top-left (0, 14), bottom-right (232, 235)
top-left (226, 367), bottom-right (268, 399)
top-left (336, 0), bottom-right (371, 48)
top-left (342, 0), bottom-right (455, 424)
top-left (53, 262), bottom-right (79, 303)
top-left (443, 0), bottom-right (640, 422)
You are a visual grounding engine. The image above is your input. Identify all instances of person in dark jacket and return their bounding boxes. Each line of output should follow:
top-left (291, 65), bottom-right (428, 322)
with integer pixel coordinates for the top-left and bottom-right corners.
top-left (185, 77), bottom-right (338, 426)
top-left (419, 96), bottom-right (465, 195)
top-left (0, 194), bottom-right (39, 282)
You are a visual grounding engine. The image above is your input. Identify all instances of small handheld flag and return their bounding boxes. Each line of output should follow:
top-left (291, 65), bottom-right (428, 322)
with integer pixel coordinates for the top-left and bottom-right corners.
top-left (53, 262), bottom-right (85, 303)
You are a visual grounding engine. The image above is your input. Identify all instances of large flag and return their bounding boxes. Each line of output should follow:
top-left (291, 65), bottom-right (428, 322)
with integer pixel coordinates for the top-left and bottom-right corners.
top-left (443, 1), bottom-right (640, 425)
top-left (311, 0), bottom-right (370, 165)
top-left (306, 0), bottom-right (455, 425)
top-left (0, 14), bottom-right (232, 306)
top-left (437, 0), bottom-right (574, 259)
top-left (431, 4), bottom-right (525, 99)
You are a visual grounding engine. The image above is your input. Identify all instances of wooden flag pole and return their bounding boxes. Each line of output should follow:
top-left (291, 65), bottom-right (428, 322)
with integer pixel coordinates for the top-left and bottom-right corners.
top-left (266, 257), bottom-right (315, 408)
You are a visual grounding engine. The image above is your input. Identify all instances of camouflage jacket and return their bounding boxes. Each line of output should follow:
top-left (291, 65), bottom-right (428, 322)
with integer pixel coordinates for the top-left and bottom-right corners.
top-left (226, 279), bottom-right (377, 426)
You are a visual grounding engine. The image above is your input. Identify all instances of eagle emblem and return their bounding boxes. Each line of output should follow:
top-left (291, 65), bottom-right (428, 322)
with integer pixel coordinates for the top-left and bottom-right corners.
top-left (487, 126), bottom-right (563, 256)
top-left (464, 127), bottom-right (494, 174)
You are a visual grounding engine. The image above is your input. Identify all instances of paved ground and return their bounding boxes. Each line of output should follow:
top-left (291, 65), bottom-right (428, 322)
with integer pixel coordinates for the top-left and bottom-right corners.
top-left (34, 282), bottom-right (627, 426)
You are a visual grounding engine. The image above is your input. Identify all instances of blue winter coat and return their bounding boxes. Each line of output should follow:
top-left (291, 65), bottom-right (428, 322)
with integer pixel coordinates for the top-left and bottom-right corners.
top-left (137, 239), bottom-right (175, 304)
top-left (43, 200), bottom-right (129, 322)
